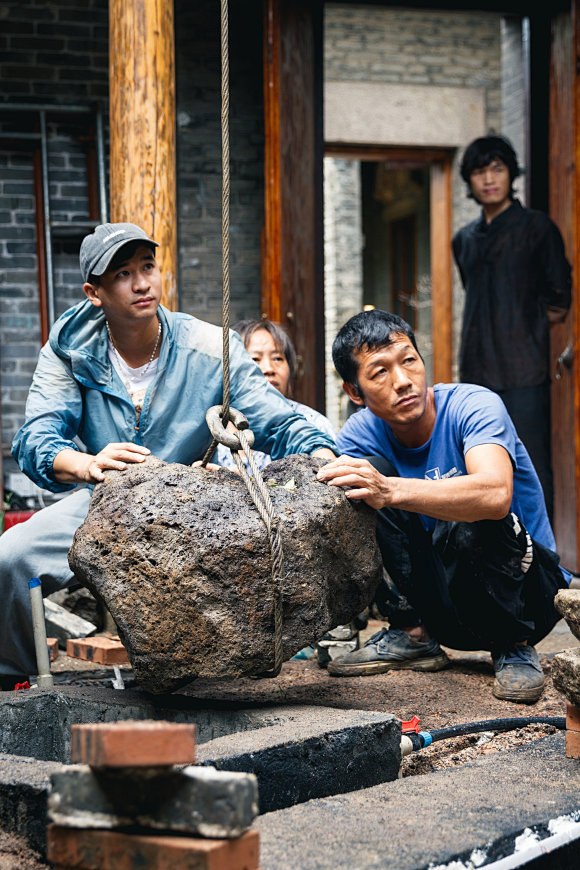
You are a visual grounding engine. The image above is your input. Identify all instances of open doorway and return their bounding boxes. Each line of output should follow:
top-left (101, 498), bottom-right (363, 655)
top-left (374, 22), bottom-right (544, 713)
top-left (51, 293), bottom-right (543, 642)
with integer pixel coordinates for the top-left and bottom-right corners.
top-left (324, 145), bottom-right (453, 430)
top-left (361, 162), bottom-right (432, 382)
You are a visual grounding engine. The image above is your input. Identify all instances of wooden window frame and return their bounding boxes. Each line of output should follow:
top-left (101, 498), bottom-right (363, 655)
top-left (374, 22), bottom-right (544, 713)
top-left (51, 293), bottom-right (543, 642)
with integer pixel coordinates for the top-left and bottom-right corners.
top-left (325, 143), bottom-right (454, 384)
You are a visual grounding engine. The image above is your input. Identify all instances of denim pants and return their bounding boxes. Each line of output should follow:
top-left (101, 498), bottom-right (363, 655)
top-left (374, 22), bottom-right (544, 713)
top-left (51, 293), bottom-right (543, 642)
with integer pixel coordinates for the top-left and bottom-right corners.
top-left (0, 488), bottom-right (91, 678)
top-left (368, 456), bottom-right (566, 654)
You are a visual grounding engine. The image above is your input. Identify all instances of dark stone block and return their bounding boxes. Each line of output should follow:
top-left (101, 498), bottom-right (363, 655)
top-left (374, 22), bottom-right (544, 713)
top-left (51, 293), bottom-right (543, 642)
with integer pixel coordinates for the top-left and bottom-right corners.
top-left (69, 455), bottom-right (382, 693)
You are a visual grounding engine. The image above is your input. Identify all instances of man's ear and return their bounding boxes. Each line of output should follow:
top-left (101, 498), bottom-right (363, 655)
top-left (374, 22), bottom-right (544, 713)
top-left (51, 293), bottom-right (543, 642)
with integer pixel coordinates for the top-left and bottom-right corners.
top-left (342, 381), bottom-right (365, 407)
top-left (83, 282), bottom-right (102, 307)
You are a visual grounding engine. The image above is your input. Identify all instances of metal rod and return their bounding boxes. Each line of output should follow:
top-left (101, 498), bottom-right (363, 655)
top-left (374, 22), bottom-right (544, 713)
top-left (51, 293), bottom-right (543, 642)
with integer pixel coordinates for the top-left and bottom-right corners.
top-left (95, 102), bottom-right (108, 223)
top-left (0, 102), bottom-right (92, 114)
top-left (39, 111), bottom-right (55, 328)
top-left (28, 578), bottom-right (54, 688)
top-left (0, 132), bottom-right (42, 140)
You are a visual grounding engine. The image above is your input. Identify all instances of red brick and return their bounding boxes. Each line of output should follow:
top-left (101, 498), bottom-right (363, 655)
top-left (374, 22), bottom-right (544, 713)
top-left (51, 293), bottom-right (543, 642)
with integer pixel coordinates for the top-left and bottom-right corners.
top-left (47, 637), bottom-right (59, 662)
top-left (47, 826), bottom-right (259, 870)
top-left (566, 704), bottom-right (580, 732)
top-left (66, 636), bottom-right (129, 665)
top-left (70, 720), bottom-right (196, 767)
top-left (565, 729), bottom-right (580, 758)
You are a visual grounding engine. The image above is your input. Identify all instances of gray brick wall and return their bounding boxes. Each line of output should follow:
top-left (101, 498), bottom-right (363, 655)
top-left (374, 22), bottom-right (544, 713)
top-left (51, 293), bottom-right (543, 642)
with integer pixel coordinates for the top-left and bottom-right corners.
top-left (175, 0), bottom-right (263, 327)
top-left (325, 3), bottom-right (502, 132)
top-left (0, 0), bottom-right (264, 458)
top-left (324, 3), bottom-right (504, 381)
top-left (0, 0), bottom-right (108, 453)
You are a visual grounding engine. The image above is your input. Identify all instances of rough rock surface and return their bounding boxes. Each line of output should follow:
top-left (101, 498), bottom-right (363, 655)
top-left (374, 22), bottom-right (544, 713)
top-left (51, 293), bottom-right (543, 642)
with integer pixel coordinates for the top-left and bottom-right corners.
top-left (554, 589), bottom-right (580, 641)
top-left (552, 648), bottom-right (580, 706)
top-left (68, 455), bottom-right (382, 693)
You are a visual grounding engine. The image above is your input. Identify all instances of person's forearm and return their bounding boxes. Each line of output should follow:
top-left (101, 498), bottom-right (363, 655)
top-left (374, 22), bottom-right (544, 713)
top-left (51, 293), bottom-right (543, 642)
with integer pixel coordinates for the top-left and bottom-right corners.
top-left (383, 473), bottom-right (512, 522)
top-left (312, 447), bottom-right (336, 461)
top-left (53, 448), bottom-right (90, 483)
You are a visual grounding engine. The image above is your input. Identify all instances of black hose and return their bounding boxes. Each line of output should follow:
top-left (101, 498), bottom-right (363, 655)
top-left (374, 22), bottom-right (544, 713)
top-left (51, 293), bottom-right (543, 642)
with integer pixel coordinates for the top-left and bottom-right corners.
top-left (429, 716), bottom-right (565, 743)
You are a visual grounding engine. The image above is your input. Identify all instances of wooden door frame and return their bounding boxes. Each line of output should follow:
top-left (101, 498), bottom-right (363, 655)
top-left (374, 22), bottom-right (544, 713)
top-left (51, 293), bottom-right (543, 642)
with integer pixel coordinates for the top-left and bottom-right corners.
top-left (325, 143), bottom-right (454, 384)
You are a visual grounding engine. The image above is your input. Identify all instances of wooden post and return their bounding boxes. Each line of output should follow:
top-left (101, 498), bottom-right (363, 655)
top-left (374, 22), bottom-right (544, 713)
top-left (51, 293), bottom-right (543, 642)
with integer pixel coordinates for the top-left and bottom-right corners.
top-left (109, 0), bottom-right (177, 311)
top-left (430, 158), bottom-right (453, 385)
top-left (262, 0), bottom-right (325, 411)
top-left (549, 7), bottom-right (579, 570)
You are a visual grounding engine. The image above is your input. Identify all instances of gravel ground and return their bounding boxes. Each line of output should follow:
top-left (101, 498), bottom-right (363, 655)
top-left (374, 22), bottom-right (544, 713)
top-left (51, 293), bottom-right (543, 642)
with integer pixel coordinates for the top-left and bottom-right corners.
top-left (0, 831), bottom-right (45, 869)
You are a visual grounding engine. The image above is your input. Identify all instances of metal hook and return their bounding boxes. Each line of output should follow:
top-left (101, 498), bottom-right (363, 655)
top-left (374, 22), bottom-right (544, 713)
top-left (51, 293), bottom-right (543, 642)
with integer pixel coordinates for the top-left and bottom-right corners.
top-left (205, 405), bottom-right (255, 451)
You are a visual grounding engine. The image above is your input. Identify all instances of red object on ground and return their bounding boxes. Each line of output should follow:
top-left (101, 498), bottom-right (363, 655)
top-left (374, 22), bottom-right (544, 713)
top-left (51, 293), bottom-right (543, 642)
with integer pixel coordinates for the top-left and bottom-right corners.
top-left (3, 511), bottom-right (37, 530)
top-left (14, 681), bottom-right (31, 691)
top-left (47, 826), bottom-right (260, 870)
top-left (567, 703), bottom-right (580, 732)
top-left (66, 636), bottom-right (129, 665)
top-left (401, 715), bottom-right (421, 734)
top-left (70, 720), bottom-right (197, 767)
top-left (47, 637), bottom-right (59, 662)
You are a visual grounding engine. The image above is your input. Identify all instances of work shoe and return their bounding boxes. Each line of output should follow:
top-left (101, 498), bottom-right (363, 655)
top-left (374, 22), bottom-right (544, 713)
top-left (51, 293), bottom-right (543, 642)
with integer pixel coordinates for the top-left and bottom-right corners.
top-left (492, 645), bottom-right (545, 703)
top-left (327, 627), bottom-right (449, 677)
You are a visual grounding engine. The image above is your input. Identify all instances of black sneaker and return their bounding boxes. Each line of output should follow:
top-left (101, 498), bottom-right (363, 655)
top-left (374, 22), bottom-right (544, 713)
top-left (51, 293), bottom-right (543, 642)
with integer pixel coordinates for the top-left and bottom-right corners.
top-left (492, 645), bottom-right (544, 703)
top-left (327, 627), bottom-right (449, 677)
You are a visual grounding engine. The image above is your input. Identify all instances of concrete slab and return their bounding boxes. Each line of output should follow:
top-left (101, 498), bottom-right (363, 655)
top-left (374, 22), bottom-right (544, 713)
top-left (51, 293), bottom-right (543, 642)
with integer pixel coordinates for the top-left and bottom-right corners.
top-left (257, 734), bottom-right (580, 870)
top-left (1, 686), bottom-right (374, 762)
top-left (0, 753), bottom-right (64, 856)
top-left (198, 709), bottom-right (400, 813)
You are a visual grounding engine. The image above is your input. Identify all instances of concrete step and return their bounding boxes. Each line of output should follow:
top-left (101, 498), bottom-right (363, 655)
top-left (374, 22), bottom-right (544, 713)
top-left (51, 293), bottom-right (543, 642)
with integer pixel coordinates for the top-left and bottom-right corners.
top-left (257, 734), bottom-right (580, 870)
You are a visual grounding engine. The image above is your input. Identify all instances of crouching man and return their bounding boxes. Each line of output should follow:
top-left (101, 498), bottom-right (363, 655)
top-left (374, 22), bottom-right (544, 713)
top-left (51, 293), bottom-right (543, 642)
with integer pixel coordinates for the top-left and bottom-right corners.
top-left (0, 222), bottom-right (336, 690)
top-left (317, 310), bottom-right (569, 703)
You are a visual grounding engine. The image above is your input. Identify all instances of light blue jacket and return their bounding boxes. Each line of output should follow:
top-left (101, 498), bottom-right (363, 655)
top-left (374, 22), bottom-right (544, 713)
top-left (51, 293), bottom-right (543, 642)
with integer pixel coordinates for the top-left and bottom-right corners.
top-left (13, 301), bottom-right (336, 493)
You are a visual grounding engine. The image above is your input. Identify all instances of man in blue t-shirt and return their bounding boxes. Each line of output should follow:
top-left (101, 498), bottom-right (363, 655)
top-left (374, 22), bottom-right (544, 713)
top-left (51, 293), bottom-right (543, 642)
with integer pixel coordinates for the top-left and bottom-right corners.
top-left (317, 309), bottom-right (568, 704)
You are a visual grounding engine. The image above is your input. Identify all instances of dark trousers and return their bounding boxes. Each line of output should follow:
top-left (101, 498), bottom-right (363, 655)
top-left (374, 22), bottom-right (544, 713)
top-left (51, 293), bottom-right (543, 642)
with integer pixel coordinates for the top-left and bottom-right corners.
top-left (368, 456), bottom-right (566, 654)
top-left (495, 380), bottom-right (553, 524)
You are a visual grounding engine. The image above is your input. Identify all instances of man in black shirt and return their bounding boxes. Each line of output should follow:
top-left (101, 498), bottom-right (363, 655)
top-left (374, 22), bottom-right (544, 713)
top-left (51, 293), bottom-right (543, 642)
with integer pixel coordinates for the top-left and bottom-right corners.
top-left (453, 136), bottom-right (572, 521)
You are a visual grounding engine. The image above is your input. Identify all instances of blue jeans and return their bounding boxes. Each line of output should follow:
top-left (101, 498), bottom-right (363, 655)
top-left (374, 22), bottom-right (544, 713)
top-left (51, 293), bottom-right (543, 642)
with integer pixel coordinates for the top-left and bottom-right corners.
top-left (0, 488), bottom-right (91, 677)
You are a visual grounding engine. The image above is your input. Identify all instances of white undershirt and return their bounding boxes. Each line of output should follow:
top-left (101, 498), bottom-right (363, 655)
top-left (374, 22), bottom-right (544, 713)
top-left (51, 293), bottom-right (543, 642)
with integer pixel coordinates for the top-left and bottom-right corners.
top-left (108, 342), bottom-right (159, 412)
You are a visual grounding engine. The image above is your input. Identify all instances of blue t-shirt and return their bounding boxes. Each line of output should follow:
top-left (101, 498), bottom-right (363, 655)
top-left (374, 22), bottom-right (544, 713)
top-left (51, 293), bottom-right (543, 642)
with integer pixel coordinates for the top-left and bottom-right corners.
top-left (337, 383), bottom-right (569, 582)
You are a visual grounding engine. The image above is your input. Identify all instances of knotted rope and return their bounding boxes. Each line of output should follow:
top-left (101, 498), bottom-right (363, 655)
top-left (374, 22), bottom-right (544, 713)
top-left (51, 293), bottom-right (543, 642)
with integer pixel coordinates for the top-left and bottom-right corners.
top-left (200, 0), bottom-right (284, 677)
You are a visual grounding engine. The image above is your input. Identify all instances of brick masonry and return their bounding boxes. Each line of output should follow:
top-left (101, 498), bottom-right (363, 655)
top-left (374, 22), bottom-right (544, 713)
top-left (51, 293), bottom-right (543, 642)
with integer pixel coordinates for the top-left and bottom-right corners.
top-left (0, 0), bottom-right (108, 456)
top-left (0, 0), bottom-right (264, 463)
top-left (323, 3), bottom-right (505, 384)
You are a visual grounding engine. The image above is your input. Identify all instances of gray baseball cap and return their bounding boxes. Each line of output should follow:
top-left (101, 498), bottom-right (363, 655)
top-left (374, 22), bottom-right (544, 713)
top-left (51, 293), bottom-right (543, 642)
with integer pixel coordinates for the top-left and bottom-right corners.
top-left (80, 222), bottom-right (159, 283)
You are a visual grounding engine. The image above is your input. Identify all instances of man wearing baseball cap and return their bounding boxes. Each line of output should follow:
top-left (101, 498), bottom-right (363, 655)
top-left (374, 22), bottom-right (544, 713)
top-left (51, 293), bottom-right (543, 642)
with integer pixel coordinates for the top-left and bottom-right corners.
top-left (0, 223), bottom-right (336, 689)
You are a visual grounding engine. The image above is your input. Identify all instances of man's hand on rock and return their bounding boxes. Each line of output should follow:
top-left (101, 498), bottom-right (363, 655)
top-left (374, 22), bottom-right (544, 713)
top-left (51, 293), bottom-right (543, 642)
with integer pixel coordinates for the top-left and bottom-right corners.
top-left (53, 443), bottom-right (150, 484)
top-left (316, 455), bottom-right (394, 509)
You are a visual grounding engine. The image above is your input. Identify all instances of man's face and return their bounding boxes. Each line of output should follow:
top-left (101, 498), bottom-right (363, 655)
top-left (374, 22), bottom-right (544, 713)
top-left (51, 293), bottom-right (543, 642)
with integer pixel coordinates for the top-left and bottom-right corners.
top-left (83, 245), bottom-right (162, 322)
top-left (469, 158), bottom-right (511, 206)
top-left (343, 335), bottom-right (428, 428)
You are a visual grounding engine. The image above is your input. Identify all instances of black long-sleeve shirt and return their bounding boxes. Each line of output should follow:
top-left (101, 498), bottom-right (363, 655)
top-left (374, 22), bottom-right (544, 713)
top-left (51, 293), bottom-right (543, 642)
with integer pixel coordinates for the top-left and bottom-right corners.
top-left (453, 200), bottom-right (572, 391)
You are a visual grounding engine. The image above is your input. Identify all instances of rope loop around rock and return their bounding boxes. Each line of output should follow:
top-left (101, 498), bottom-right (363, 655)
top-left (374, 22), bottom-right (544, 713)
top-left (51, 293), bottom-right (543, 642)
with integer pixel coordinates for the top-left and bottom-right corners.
top-left (199, 0), bottom-right (284, 678)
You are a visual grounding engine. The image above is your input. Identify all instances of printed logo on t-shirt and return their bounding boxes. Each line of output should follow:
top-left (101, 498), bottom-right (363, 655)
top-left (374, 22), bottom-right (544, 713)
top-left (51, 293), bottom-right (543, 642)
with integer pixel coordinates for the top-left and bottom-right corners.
top-left (425, 466), bottom-right (463, 481)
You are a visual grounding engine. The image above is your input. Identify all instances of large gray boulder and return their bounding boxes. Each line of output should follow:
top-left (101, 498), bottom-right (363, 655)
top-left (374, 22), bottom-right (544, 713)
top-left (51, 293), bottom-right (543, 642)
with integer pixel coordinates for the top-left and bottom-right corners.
top-left (68, 455), bottom-right (382, 693)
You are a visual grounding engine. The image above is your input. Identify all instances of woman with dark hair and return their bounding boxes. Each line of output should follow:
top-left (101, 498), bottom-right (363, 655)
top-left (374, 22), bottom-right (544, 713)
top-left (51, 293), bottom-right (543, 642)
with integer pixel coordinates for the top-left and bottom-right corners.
top-left (216, 319), bottom-right (337, 472)
top-left (453, 135), bottom-right (572, 522)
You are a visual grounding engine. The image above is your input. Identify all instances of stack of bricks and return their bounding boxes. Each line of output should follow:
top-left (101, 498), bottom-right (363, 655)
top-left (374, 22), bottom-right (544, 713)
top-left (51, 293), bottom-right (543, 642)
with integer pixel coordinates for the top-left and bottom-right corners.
top-left (565, 704), bottom-right (580, 758)
top-left (47, 720), bottom-right (262, 870)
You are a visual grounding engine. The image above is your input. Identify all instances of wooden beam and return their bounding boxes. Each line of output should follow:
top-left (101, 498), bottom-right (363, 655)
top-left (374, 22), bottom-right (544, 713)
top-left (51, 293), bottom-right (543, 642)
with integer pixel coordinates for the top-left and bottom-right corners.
top-left (430, 159), bottom-right (453, 384)
top-left (261, 0), bottom-right (324, 410)
top-left (549, 9), bottom-right (578, 568)
top-left (262, 0), bottom-right (282, 322)
top-left (109, 0), bottom-right (177, 311)
top-left (325, 143), bottom-right (452, 164)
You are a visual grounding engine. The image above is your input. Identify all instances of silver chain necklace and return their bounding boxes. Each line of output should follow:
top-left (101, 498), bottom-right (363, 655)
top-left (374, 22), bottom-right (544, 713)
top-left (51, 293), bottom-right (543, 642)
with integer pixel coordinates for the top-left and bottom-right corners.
top-left (106, 316), bottom-right (162, 390)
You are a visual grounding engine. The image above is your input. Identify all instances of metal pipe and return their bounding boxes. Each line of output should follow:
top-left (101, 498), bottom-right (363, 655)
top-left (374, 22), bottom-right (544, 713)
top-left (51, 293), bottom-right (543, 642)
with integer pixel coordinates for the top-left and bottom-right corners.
top-left (0, 102), bottom-right (92, 114)
top-left (28, 578), bottom-right (54, 688)
top-left (39, 111), bottom-right (55, 328)
top-left (95, 102), bottom-right (108, 223)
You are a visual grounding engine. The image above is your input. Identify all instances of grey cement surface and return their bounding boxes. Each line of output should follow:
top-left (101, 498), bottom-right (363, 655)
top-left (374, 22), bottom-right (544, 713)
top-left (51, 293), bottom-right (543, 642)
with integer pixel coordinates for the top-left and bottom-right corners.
top-left (257, 734), bottom-right (580, 870)
top-left (198, 710), bottom-right (400, 813)
top-left (0, 685), bottom-right (364, 762)
top-left (0, 753), bottom-right (64, 856)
